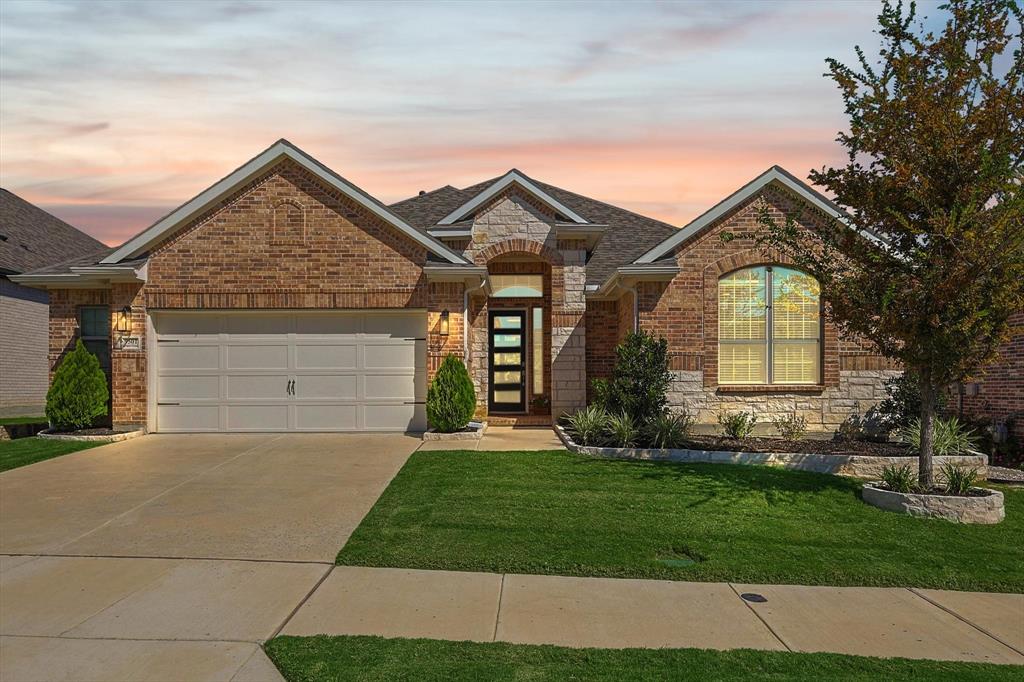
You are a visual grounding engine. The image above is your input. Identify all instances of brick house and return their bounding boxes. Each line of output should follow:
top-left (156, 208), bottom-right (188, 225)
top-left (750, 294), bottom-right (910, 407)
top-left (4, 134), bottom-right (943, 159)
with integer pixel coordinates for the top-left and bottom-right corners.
top-left (1, 189), bottom-right (106, 414)
top-left (14, 140), bottom-right (904, 433)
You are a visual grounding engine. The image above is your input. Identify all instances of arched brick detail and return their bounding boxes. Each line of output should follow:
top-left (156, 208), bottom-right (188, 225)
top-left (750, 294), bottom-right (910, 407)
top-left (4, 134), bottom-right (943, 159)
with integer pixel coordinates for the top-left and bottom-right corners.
top-left (708, 248), bottom-right (796, 278)
top-left (475, 239), bottom-right (564, 266)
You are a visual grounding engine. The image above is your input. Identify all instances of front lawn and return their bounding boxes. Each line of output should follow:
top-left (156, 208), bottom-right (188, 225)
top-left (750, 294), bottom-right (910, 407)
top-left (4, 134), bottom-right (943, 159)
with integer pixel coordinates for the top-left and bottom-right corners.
top-left (337, 450), bottom-right (1024, 592)
top-left (265, 635), bottom-right (1019, 681)
top-left (0, 437), bottom-right (101, 473)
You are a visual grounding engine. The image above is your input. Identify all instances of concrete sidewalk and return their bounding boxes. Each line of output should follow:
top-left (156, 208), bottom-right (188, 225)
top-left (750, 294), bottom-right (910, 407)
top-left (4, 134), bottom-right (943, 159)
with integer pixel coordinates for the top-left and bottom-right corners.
top-left (282, 566), bottom-right (1024, 666)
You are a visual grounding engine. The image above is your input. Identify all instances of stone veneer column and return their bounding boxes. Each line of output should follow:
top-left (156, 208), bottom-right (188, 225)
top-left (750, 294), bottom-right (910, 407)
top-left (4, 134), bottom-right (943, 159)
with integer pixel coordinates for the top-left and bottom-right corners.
top-left (551, 247), bottom-right (587, 417)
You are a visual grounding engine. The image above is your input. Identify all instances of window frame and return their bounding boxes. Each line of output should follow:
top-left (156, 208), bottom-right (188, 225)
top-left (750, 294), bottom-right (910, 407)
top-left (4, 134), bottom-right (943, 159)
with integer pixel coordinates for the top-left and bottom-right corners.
top-left (489, 274), bottom-right (544, 298)
top-left (718, 266), bottom-right (822, 386)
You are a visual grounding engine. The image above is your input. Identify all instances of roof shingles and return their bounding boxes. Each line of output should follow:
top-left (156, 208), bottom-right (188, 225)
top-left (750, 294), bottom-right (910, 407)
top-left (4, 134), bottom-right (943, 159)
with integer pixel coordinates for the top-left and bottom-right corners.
top-left (0, 189), bottom-right (106, 274)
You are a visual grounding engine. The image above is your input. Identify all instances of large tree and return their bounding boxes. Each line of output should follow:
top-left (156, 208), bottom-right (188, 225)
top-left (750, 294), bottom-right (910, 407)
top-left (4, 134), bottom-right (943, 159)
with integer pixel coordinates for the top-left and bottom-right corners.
top-left (758, 0), bottom-right (1023, 486)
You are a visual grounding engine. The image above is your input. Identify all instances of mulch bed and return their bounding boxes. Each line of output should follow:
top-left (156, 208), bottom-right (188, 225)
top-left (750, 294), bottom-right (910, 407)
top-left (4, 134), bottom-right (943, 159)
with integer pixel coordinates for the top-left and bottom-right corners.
top-left (679, 435), bottom-right (914, 457)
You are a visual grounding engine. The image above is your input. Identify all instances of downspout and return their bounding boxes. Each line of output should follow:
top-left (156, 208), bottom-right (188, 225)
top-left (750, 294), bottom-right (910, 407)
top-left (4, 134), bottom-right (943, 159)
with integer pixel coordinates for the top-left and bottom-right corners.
top-left (464, 276), bottom-right (487, 364)
top-left (622, 279), bottom-right (639, 332)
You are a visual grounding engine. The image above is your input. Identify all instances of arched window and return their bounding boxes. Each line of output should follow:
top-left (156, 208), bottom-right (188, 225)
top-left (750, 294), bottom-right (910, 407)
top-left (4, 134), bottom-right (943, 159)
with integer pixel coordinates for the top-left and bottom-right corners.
top-left (719, 266), bottom-right (821, 385)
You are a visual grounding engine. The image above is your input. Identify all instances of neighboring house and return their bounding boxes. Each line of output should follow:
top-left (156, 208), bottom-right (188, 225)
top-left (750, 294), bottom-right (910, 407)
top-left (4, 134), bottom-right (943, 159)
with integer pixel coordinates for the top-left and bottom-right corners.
top-left (0, 189), bottom-right (106, 415)
top-left (957, 310), bottom-right (1023, 443)
top-left (13, 140), bottom-right (899, 434)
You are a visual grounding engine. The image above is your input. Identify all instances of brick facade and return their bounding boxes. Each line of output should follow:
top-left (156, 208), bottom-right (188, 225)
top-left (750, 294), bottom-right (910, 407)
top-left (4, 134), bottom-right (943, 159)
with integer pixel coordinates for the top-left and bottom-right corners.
top-left (959, 310), bottom-right (1024, 441)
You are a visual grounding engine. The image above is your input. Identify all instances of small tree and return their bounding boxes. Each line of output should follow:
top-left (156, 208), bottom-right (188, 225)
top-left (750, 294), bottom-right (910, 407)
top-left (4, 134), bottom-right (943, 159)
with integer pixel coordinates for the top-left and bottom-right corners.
top-left (593, 331), bottom-right (672, 425)
top-left (426, 354), bottom-right (476, 432)
top-left (757, 0), bottom-right (1023, 486)
top-left (46, 339), bottom-right (109, 431)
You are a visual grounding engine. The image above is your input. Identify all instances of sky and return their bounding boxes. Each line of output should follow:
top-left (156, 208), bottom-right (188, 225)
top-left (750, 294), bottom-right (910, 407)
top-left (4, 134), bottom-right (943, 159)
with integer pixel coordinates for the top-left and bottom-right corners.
top-left (0, 0), bottom-right (947, 246)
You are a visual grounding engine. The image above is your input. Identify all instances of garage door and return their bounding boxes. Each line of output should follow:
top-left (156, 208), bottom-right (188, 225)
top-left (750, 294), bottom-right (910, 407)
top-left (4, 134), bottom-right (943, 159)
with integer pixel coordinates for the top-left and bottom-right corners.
top-left (152, 311), bottom-right (427, 432)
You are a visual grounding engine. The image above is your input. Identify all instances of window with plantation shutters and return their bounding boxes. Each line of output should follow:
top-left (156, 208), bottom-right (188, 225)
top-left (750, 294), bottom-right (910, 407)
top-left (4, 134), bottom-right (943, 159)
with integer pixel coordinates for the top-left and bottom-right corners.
top-left (719, 266), bottom-right (820, 385)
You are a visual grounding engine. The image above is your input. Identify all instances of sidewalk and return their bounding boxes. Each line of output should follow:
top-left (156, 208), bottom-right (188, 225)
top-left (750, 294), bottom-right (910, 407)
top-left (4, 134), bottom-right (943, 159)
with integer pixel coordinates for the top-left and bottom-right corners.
top-left (281, 566), bottom-right (1024, 666)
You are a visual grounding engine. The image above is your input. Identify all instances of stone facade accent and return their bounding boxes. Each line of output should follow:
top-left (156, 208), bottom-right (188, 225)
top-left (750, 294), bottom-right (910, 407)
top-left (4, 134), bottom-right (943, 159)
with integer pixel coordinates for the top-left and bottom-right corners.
top-left (667, 368), bottom-right (901, 432)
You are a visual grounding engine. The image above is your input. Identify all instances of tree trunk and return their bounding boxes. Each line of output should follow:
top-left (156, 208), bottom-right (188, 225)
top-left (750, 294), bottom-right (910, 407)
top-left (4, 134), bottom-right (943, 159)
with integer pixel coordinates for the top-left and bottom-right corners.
top-left (918, 370), bottom-right (936, 489)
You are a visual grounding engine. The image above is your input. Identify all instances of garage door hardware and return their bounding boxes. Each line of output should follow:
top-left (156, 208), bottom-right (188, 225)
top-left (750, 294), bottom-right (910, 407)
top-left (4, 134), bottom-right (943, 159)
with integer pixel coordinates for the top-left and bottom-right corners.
top-left (157, 402), bottom-right (180, 406)
top-left (286, 380), bottom-right (295, 395)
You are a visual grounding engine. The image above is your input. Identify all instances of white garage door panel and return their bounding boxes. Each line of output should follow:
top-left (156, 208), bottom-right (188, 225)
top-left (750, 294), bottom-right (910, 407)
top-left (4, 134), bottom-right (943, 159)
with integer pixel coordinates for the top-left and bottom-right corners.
top-left (159, 376), bottom-right (219, 400)
top-left (226, 375), bottom-right (290, 399)
top-left (161, 345), bottom-right (220, 370)
top-left (227, 345), bottom-right (289, 369)
top-left (295, 344), bottom-right (357, 369)
top-left (154, 311), bottom-right (426, 433)
top-left (296, 375), bottom-right (358, 399)
top-left (158, 405), bottom-right (220, 432)
top-left (226, 405), bottom-right (289, 431)
top-left (295, 404), bottom-right (359, 431)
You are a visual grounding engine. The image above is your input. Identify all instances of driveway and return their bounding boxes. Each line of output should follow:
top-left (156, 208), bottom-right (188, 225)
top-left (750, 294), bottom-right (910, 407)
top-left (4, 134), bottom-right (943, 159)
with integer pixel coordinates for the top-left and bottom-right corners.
top-left (0, 433), bottom-right (417, 562)
top-left (0, 433), bottom-right (418, 681)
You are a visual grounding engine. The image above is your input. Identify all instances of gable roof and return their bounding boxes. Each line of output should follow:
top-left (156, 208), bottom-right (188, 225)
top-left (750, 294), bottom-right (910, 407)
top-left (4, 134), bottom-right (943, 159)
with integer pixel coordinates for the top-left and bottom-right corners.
top-left (0, 189), bottom-right (106, 275)
top-left (101, 139), bottom-right (467, 265)
top-left (634, 165), bottom-right (875, 264)
top-left (389, 175), bottom-right (680, 286)
top-left (436, 170), bottom-right (590, 225)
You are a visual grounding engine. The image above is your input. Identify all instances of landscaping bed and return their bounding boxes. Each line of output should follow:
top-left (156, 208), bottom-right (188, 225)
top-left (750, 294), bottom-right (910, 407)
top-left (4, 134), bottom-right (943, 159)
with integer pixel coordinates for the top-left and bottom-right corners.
top-left (337, 450), bottom-right (1024, 592)
top-left (554, 424), bottom-right (987, 480)
top-left (681, 434), bottom-right (910, 456)
top-left (265, 635), bottom-right (1021, 681)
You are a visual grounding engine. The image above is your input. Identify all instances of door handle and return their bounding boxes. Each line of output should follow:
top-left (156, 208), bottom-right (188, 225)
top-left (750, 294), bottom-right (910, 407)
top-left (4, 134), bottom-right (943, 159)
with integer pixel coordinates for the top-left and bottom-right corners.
top-left (286, 379), bottom-right (294, 395)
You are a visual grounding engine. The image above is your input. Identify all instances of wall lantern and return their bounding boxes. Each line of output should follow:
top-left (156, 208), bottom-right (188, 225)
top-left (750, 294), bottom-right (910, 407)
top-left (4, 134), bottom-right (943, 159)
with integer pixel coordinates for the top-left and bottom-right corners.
top-left (439, 309), bottom-right (450, 337)
top-left (116, 306), bottom-right (132, 334)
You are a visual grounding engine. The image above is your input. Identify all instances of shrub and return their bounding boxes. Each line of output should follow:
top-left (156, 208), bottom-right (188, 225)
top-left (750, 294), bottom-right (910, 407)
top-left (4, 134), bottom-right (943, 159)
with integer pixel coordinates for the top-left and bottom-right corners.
top-left (940, 462), bottom-right (980, 495)
top-left (880, 464), bottom-right (916, 493)
top-left (771, 413), bottom-right (807, 441)
top-left (875, 372), bottom-right (948, 431)
top-left (595, 331), bottom-right (672, 425)
top-left (563, 405), bottom-right (610, 446)
top-left (605, 411), bottom-right (639, 448)
top-left (644, 412), bottom-right (693, 449)
top-left (718, 411), bottom-right (757, 439)
top-left (897, 416), bottom-right (981, 456)
top-left (46, 339), bottom-right (109, 431)
top-left (425, 355), bottom-right (476, 433)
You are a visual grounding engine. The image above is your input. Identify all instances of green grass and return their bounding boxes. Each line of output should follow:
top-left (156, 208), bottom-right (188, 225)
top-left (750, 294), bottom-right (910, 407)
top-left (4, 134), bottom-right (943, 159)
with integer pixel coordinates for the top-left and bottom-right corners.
top-left (265, 635), bottom-right (1019, 681)
top-left (0, 415), bottom-right (46, 426)
top-left (0, 437), bottom-right (101, 473)
top-left (337, 450), bottom-right (1024, 592)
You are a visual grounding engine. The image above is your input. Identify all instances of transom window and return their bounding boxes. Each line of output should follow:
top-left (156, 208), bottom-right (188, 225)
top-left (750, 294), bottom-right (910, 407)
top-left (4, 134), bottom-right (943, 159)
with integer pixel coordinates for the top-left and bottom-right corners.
top-left (718, 266), bottom-right (820, 385)
top-left (490, 274), bottom-right (543, 298)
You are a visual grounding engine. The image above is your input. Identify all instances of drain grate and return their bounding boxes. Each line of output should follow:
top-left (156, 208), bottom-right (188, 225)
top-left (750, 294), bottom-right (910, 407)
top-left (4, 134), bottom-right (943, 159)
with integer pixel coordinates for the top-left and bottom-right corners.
top-left (740, 593), bottom-right (768, 603)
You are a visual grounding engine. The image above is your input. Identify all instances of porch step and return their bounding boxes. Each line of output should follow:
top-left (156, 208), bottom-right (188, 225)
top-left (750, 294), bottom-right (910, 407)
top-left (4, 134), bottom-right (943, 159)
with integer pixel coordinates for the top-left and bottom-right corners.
top-left (486, 415), bottom-right (553, 427)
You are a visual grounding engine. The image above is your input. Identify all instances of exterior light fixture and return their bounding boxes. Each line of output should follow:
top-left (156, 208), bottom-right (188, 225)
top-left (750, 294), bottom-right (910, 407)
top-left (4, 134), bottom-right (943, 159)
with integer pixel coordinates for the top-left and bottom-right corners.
top-left (439, 309), bottom-right (450, 337)
top-left (117, 306), bottom-right (132, 334)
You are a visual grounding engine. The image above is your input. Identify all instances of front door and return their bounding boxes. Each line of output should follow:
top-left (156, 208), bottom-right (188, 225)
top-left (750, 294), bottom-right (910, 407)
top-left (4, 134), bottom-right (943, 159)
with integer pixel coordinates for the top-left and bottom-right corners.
top-left (489, 311), bottom-right (526, 412)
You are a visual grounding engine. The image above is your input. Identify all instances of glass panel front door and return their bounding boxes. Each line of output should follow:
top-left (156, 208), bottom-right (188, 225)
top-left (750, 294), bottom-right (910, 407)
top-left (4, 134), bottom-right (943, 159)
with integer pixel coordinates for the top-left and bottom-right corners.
top-left (489, 310), bottom-right (526, 412)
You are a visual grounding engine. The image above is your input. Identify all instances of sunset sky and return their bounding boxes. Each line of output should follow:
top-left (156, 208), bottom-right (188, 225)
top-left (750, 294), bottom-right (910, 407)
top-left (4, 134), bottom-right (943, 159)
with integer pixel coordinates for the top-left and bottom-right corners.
top-left (0, 0), bottom-right (948, 246)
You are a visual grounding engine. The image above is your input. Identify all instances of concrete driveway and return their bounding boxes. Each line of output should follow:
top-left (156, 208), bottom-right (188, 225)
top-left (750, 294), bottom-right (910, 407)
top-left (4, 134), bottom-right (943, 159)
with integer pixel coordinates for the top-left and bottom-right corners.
top-left (0, 433), bottom-right (418, 681)
top-left (0, 433), bottom-right (418, 562)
